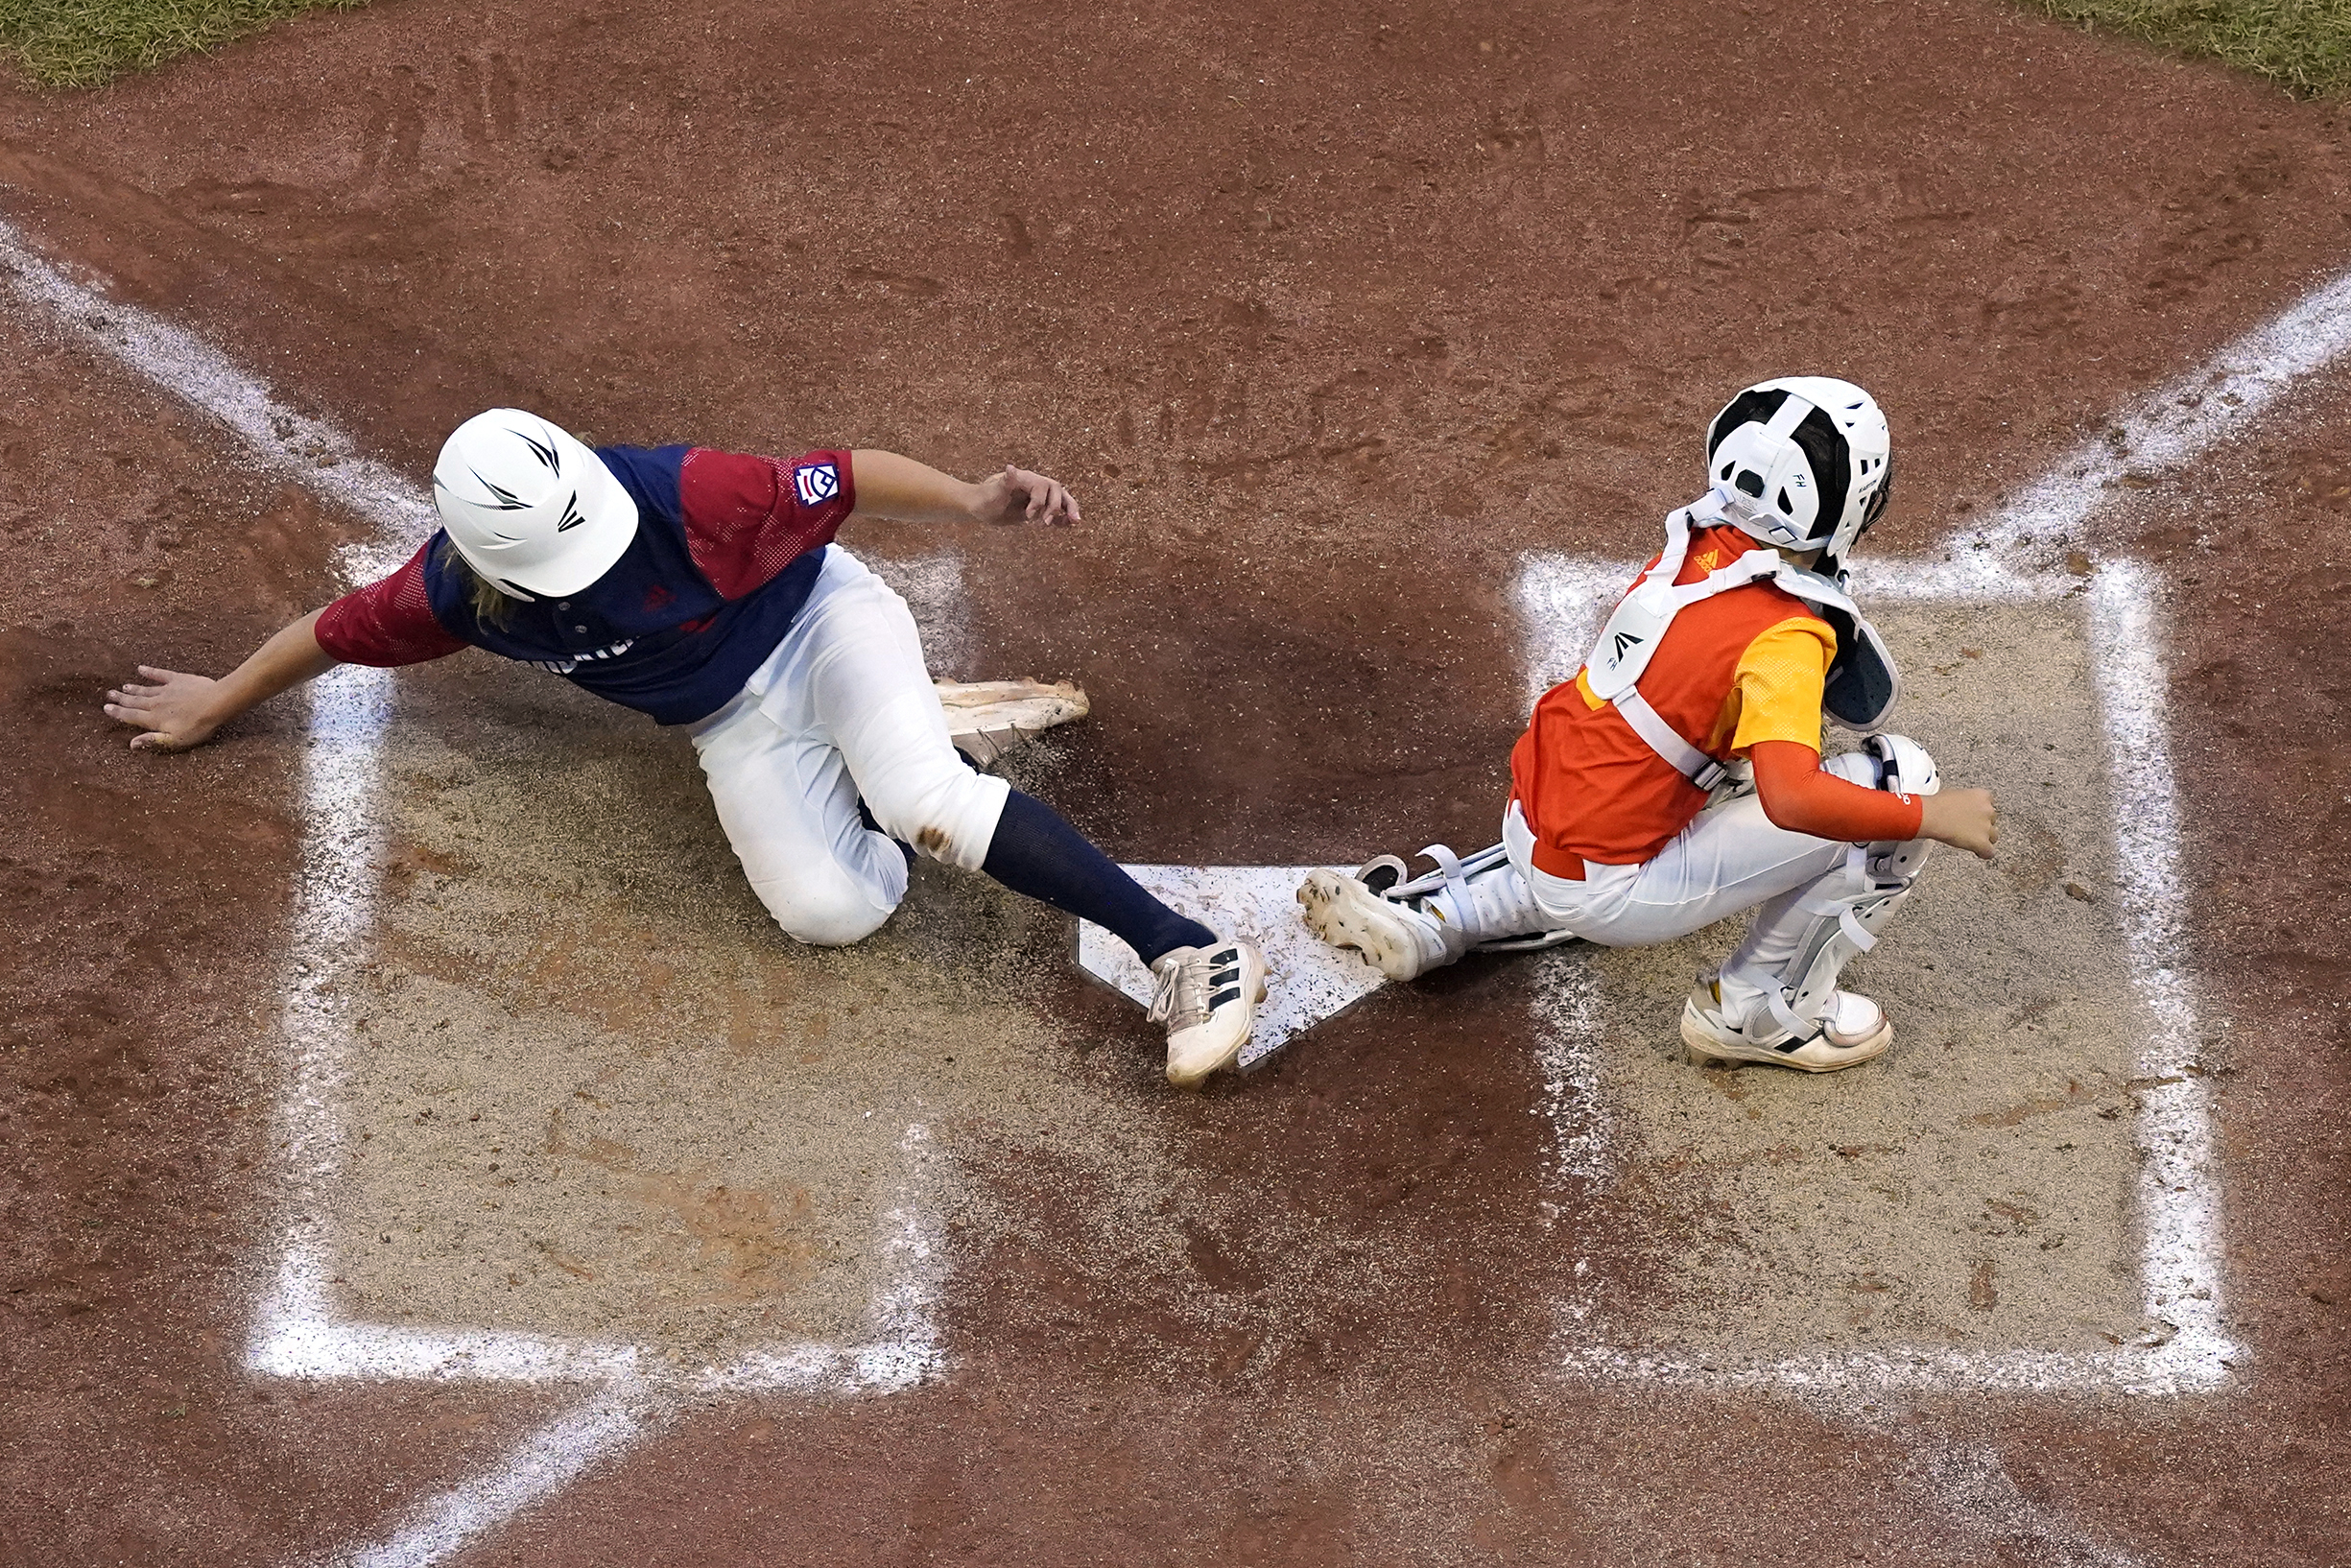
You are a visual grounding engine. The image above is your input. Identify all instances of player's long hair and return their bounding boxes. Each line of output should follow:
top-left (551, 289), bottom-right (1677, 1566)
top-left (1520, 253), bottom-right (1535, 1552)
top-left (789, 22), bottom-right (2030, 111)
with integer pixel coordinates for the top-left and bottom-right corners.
top-left (442, 546), bottom-right (522, 629)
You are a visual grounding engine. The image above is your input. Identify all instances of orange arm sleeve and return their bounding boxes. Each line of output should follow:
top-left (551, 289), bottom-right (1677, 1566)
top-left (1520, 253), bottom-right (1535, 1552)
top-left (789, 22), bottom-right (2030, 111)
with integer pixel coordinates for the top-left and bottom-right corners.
top-left (1749, 739), bottom-right (1925, 843)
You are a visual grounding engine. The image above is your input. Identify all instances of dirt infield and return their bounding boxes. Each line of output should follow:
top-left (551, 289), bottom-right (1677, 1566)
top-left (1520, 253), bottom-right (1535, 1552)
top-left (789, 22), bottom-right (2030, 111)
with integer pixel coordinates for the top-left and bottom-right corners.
top-left (4, 0), bottom-right (2350, 1563)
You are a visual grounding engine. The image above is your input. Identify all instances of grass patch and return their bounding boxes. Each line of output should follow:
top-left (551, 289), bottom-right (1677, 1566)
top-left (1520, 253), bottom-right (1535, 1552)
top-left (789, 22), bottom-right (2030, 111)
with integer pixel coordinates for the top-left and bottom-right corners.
top-left (0, 0), bottom-right (363, 87)
top-left (2019, 0), bottom-right (2351, 98)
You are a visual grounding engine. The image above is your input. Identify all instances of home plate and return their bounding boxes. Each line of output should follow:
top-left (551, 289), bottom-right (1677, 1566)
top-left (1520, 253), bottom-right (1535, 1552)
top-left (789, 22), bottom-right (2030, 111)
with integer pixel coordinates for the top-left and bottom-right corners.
top-left (1077, 866), bottom-right (1389, 1069)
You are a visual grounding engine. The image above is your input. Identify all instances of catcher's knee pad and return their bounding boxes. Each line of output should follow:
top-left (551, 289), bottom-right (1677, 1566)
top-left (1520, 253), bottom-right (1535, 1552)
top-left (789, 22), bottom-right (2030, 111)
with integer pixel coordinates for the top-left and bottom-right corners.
top-left (1824, 732), bottom-right (1939, 881)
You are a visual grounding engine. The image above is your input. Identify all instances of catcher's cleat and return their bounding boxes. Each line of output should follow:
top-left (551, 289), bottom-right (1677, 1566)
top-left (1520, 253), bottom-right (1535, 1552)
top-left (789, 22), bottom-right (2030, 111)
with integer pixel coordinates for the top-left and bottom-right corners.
top-left (1296, 868), bottom-right (1455, 981)
top-left (937, 677), bottom-right (1089, 770)
top-left (1679, 979), bottom-right (1892, 1073)
top-left (1152, 938), bottom-right (1269, 1090)
top-left (1300, 844), bottom-right (1576, 980)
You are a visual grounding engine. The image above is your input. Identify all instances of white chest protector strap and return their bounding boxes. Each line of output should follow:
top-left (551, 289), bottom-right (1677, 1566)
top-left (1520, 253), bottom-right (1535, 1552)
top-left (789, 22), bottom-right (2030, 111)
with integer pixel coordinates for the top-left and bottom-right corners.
top-left (1580, 500), bottom-right (1902, 790)
top-left (1610, 687), bottom-right (1732, 791)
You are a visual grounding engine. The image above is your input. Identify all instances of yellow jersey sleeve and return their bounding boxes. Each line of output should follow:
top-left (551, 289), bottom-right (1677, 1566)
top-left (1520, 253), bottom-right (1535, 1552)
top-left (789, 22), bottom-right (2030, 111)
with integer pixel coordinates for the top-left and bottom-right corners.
top-left (1723, 615), bottom-right (1837, 754)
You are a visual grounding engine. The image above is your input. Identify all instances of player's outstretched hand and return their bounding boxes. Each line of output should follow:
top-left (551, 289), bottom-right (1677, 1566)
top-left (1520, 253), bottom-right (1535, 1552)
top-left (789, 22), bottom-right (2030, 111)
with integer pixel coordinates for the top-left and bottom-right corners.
top-left (1919, 786), bottom-right (1999, 860)
top-left (971, 464), bottom-right (1081, 527)
top-left (104, 666), bottom-right (224, 752)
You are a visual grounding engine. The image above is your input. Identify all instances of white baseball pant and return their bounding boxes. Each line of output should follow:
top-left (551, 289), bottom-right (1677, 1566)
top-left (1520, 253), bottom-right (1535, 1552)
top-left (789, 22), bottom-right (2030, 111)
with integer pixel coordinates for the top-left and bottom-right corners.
top-left (687, 547), bottom-right (1010, 946)
top-left (1501, 794), bottom-right (1889, 1006)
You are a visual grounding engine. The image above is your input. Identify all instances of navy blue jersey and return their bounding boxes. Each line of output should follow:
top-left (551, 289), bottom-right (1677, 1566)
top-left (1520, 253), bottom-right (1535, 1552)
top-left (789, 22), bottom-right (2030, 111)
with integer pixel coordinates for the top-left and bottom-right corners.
top-left (318, 444), bottom-right (856, 725)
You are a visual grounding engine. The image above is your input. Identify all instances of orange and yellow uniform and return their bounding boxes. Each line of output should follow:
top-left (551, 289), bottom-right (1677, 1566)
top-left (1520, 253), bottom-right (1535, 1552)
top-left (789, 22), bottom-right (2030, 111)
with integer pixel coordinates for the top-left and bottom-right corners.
top-left (1509, 524), bottom-right (1924, 877)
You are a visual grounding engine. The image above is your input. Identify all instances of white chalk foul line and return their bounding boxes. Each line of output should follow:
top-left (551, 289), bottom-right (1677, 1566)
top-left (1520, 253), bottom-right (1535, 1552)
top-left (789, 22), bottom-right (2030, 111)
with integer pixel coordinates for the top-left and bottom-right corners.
top-left (0, 217), bottom-right (949, 1564)
top-left (0, 218), bottom-right (436, 576)
top-left (1999, 260), bottom-right (2351, 546)
top-left (334, 1392), bottom-right (665, 1568)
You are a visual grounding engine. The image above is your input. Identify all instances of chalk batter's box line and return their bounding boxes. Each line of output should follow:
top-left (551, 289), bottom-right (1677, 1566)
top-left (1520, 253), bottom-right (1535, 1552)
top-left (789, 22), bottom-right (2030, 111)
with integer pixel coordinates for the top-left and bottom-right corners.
top-left (245, 615), bottom-right (951, 1400)
top-left (1514, 554), bottom-right (2235, 1396)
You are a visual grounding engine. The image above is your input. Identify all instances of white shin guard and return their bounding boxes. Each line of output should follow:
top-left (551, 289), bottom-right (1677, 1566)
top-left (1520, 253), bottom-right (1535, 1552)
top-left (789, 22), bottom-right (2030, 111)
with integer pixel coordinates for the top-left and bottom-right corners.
top-left (1722, 849), bottom-right (1915, 1042)
top-left (1417, 843), bottom-right (1555, 954)
top-left (1720, 736), bottom-right (1940, 1044)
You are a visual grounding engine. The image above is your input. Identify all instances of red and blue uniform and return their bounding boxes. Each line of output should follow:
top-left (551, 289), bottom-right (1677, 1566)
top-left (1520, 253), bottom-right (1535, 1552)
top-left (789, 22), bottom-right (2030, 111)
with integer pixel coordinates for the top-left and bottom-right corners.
top-left (316, 445), bottom-right (856, 725)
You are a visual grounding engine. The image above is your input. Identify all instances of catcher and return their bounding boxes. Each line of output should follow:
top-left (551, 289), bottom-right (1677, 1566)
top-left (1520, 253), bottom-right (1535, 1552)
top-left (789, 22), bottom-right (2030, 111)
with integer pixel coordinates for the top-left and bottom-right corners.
top-left (1299, 377), bottom-right (1997, 1071)
top-left (105, 411), bottom-right (1267, 1088)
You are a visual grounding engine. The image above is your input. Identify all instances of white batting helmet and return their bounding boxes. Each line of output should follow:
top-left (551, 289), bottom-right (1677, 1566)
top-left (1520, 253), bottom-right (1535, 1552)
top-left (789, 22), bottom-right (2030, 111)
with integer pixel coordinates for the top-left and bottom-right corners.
top-left (1703, 377), bottom-right (1893, 569)
top-left (432, 410), bottom-right (639, 599)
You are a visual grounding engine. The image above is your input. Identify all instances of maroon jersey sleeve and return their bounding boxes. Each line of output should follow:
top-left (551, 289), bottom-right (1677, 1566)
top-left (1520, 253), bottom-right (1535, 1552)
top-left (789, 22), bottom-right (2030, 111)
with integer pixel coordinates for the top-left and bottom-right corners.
top-left (313, 542), bottom-right (468, 666)
top-left (677, 448), bottom-right (856, 601)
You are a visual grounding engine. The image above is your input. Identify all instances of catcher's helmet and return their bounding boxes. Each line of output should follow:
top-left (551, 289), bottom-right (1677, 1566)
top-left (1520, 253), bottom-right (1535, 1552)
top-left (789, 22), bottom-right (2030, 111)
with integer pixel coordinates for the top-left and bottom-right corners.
top-left (432, 409), bottom-right (639, 599)
top-left (1704, 377), bottom-right (1892, 570)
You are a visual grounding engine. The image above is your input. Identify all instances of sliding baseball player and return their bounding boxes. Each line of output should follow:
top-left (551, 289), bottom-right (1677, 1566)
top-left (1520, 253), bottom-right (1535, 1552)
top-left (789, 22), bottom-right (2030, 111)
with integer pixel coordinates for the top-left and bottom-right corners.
top-left (106, 411), bottom-right (1267, 1088)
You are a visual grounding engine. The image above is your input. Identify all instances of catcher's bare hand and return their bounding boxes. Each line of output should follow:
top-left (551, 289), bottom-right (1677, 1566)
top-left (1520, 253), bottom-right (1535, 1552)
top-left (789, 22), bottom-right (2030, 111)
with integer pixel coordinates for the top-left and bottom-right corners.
top-left (104, 666), bottom-right (225, 752)
top-left (1919, 787), bottom-right (1999, 860)
top-left (969, 464), bottom-right (1081, 527)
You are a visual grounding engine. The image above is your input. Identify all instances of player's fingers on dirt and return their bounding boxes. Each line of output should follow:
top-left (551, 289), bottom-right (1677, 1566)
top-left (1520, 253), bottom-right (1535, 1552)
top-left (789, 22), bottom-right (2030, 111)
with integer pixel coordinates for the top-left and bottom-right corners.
top-left (1023, 472), bottom-right (1055, 522)
top-left (1022, 473), bottom-right (1075, 525)
top-left (1013, 467), bottom-right (1056, 522)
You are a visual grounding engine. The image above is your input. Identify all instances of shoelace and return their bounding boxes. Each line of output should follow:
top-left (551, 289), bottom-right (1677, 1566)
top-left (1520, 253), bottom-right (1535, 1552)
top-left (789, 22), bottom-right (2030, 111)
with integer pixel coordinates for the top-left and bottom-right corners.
top-left (1148, 945), bottom-right (1243, 1032)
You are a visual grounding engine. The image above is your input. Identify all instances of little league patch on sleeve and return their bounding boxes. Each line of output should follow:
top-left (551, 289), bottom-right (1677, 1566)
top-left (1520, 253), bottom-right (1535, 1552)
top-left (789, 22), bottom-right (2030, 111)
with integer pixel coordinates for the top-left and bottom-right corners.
top-left (795, 462), bottom-right (841, 508)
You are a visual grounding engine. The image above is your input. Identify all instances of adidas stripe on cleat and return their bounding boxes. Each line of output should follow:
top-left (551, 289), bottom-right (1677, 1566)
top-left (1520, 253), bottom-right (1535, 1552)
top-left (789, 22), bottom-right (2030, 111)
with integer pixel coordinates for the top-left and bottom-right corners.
top-left (1151, 939), bottom-right (1270, 1090)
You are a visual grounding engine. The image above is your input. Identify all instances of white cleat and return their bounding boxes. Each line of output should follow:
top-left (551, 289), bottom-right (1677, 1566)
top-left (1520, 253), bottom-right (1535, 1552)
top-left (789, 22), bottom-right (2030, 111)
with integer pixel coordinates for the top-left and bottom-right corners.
top-left (937, 677), bottom-right (1089, 770)
top-left (1295, 868), bottom-right (1456, 982)
top-left (1680, 981), bottom-right (1893, 1073)
top-left (1152, 938), bottom-right (1269, 1090)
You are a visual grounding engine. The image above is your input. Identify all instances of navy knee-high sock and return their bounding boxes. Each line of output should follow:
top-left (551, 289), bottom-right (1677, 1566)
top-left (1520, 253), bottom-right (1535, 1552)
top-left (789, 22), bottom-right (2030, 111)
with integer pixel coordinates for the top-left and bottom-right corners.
top-left (980, 789), bottom-right (1216, 965)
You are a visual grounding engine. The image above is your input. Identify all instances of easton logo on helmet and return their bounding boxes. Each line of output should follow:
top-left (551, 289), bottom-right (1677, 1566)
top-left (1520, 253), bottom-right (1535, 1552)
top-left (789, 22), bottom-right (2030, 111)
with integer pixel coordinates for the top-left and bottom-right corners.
top-left (556, 492), bottom-right (587, 532)
top-left (468, 471), bottom-right (530, 511)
